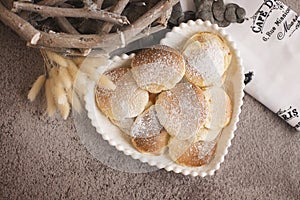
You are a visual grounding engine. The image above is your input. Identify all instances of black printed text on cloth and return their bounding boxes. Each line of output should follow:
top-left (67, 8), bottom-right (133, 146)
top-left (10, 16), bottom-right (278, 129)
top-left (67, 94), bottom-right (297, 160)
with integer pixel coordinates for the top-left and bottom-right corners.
top-left (181, 0), bottom-right (300, 130)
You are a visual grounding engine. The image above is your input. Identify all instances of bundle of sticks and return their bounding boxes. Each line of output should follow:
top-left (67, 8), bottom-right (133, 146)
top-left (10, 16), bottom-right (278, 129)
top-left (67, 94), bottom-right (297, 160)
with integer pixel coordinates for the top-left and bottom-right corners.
top-left (0, 0), bottom-right (179, 56)
top-left (0, 0), bottom-right (181, 119)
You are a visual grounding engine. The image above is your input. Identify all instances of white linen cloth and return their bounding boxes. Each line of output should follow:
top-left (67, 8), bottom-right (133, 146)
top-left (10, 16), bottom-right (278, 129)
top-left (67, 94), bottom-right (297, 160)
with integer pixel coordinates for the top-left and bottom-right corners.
top-left (181, 0), bottom-right (300, 130)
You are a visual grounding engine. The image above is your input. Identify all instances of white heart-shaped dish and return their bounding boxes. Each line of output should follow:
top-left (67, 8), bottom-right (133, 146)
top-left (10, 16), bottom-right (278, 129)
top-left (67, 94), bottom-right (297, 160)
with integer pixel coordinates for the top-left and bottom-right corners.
top-left (84, 20), bottom-right (245, 177)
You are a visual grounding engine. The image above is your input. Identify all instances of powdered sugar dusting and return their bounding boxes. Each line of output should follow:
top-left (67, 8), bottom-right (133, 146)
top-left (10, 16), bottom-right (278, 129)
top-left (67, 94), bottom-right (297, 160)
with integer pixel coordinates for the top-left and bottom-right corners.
top-left (130, 106), bottom-right (163, 139)
top-left (110, 71), bottom-right (149, 120)
top-left (155, 91), bottom-right (181, 137)
top-left (180, 139), bottom-right (216, 163)
top-left (168, 136), bottom-right (216, 163)
top-left (155, 83), bottom-right (208, 140)
top-left (133, 63), bottom-right (182, 92)
top-left (168, 137), bottom-right (194, 161)
top-left (112, 118), bottom-right (134, 135)
top-left (183, 33), bottom-right (230, 87)
top-left (131, 45), bottom-right (185, 93)
top-left (196, 140), bottom-right (217, 160)
top-left (95, 67), bottom-right (130, 116)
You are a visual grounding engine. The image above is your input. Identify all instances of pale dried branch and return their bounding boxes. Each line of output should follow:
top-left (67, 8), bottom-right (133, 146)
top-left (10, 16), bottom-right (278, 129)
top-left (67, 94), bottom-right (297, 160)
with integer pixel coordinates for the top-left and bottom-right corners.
top-left (96, 0), bottom-right (103, 9)
top-left (2, 0), bottom-right (14, 9)
top-left (98, 0), bottom-right (130, 34)
top-left (0, 1), bottom-right (41, 44)
top-left (0, 0), bottom-right (178, 54)
top-left (157, 3), bottom-right (173, 27)
top-left (12, 2), bottom-right (130, 25)
top-left (32, 30), bottom-right (125, 49)
top-left (27, 43), bottom-right (91, 57)
top-left (56, 17), bottom-right (79, 35)
top-left (122, 0), bottom-right (173, 42)
top-left (136, 24), bottom-right (166, 40)
top-left (32, 0), bottom-right (173, 51)
top-left (55, 17), bottom-right (92, 56)
top-left (5, 0), bottom-right (125, 53)
top-left (37, 0), bottom-right (66, 6)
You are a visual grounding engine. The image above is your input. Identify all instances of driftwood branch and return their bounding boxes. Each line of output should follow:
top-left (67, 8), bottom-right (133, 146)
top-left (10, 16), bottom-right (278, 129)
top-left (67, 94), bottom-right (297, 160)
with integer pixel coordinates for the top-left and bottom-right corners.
top-left (157, 3), bottom-right (173, 27)
top-left (0, 1), bottom-right (40, 44)
top-left (0, 0), bottom-right (179, 55)
top-left (55, 17), bottom-right (91, 55)
top-left (1, 0), bottom-right (14, 9)
top-left (96, 0), bottom-right (103, 8)
top-left (33, 0), bottom-right (175, 50)
top-left (12, 2), bottom-right (130, 25)
top-left (37, 32), bottom-right (122, 49)
top-left (56, 17), bottom-right (79, 35)
top-left (37, 0), bottom-right (66, 6)
top-left (98, 0), bottom-right (129, 34)
top-left (27, 43), bottom-right (92, 56)
top-left (134, 24), bottom-right (166, 42)
top-left (122, 0), bottom-right (173, 41)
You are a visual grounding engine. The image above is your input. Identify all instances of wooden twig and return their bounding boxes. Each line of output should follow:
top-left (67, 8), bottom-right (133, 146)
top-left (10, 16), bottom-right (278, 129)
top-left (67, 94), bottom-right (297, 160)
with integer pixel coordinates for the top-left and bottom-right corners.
top-left (131, 24), bottom-right (166, 43)
top-left (96, 0), bottom-right (103, 9)
top-left (83, 0), bottom-right (93, 8)
top-left (37, 0), bottom-right (66, 6)
top-left (122, 0), bottom-right (173, 42)
top-left (172, 0), bottom-right (180, 6)
top-left (98, 0), bottom-right (130, 34)
top-left (32, 1), bottom-right (174, 50)
top-left (55, 17), bottom-right (92, 55)
top-left (28, 44), bottom-right (92, 57)
top-left (38, 1), bottom-right (174, 50)
top-left (128, 0), bottom-right (144, 2)
top-left (1, 0), bottom-right (14, 9)
top-left (55, 2), bottom-right (75, 8)
top-left (0, 1), bottom-right (40, 44)
top-left (77, 19), bottom-right (99, 34)
top-left (141, 25), bottom-right (166, 36)
top-left (0, 0), bottom-right (178, 54)
top-left (157, 3), bottom-right (173, 27)
top-left (56, 17), bottom-right (79, 35)
top-left (12, 2), bottom-right (130, 25)
top-left (37, 32), bottom-right (122, 49)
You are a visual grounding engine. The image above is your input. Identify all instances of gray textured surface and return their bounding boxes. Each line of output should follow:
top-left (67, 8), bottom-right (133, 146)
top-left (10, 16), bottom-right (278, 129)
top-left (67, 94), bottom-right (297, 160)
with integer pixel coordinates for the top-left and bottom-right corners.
top-left (1, 1), bottom-right (300, 199)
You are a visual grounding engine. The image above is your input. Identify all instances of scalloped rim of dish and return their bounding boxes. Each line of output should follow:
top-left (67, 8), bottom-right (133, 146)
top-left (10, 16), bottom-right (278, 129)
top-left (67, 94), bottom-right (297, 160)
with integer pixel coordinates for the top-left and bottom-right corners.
top-left (84, 20), bottom-right (245, 177)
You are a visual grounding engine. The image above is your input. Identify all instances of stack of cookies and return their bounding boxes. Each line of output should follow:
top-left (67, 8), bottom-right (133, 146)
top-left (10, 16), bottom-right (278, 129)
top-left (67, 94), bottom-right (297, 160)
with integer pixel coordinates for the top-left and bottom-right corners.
top-left (95, 32), bottom-right (233, 167)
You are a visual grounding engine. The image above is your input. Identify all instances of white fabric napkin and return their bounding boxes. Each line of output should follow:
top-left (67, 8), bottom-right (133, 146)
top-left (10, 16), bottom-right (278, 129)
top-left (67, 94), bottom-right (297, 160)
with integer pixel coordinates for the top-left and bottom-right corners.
top-left (181, 0), bottom-right (300, 130)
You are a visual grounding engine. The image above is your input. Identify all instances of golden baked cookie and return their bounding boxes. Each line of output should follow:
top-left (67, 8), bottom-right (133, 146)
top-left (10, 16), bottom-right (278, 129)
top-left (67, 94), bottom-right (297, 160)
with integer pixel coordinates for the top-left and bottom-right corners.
top-left (204, 87), bottom-right (232, 130)
top-left (130, 106), bottom-right (169, 155)
top-left (95, 67), bottom-right (129, 118)
top-left (131, 45), bottom-right (186, 93)
top-left (155, 82), bottom-right (208, 140)
top-left (182, 32), bottom-right (232, 87)
top-left (168, 133), bottom-right (217, 167)
top-left (95, 67), bottom-right (149, 121)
